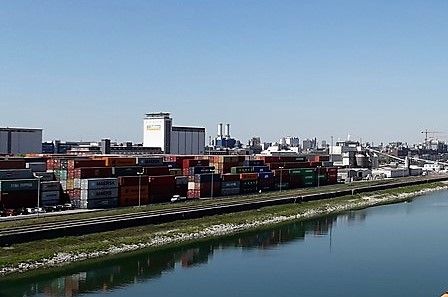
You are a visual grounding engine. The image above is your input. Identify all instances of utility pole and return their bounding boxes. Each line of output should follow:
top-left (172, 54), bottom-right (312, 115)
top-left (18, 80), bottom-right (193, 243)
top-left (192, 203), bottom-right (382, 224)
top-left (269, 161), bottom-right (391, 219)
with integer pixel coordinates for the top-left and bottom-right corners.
top-left (279, 167), bottom-right (284, 193)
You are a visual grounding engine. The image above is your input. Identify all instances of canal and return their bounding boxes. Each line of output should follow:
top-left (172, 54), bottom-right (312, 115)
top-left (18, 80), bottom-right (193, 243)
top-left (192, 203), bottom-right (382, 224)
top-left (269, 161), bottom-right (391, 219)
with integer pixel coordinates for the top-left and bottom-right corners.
top-left (1, 190), bottom-right (448, 297)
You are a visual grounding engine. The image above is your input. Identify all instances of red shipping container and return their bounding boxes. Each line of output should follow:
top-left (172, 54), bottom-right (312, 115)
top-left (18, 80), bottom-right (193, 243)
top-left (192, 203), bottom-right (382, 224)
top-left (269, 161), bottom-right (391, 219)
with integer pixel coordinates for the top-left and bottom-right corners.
top-left (119, 185), bottom-right (150, 206)
top-left (310, 161), bottom-right (323, 168)
top-left (68, 159), bottom-right (106, 170)
top-left (118, 176), bottom-right (149, 187)
top-left (0, 160), bottom-right (26, 169)
top-left (326, 167), bottom-right (338, 174)
top-left (182, 159), bottom-right (210, 170)
top-left (102, 157), bottom-right (136, 167)
top-left (0, 190), bottom-right (38, 209)
top-left (73, 167), bottom-right (113, 179)
top-left (171, 156), bottom-right (195, 168)
top-left (144, 166), bottom-right (170, 176)
top-left (240, 173), bottom-right (258, 181)
top-left (221, 174), bottom-right (240, 182)
top-left (148, 175), bottom-right (176, 203)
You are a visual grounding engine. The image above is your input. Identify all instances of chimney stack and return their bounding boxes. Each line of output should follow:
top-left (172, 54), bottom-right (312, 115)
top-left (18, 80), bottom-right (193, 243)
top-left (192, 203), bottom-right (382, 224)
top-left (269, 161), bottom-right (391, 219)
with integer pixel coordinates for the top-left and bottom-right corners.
top-left (225, 123), bottom-right (230, 138)
top-left (217, 123), bottom-right (223, 137)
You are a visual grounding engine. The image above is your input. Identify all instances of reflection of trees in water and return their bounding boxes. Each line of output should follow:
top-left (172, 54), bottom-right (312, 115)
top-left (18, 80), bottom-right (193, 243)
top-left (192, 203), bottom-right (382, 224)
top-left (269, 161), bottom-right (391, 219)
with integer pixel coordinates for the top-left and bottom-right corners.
top-left (0, 214), bottom-right (361, 297)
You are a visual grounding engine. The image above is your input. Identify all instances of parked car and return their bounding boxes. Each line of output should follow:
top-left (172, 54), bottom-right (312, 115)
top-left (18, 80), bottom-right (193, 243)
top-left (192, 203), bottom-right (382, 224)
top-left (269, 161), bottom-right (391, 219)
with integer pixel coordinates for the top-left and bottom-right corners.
top-left (63, 203), bottom-right (73, 210)
top-left (171, 195), bottom-right (187, 203)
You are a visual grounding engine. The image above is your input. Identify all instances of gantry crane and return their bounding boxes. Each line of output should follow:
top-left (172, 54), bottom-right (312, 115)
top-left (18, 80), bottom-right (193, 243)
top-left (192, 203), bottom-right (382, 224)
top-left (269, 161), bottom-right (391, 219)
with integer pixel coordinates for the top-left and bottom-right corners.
top-left (421, 129), bottom-right (446, 143)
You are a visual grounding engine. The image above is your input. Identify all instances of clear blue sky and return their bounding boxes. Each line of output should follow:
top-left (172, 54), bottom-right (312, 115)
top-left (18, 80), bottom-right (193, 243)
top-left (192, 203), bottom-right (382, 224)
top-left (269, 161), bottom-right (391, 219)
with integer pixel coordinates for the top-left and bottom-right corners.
top-left (1, 0), bottom-right (447, 144)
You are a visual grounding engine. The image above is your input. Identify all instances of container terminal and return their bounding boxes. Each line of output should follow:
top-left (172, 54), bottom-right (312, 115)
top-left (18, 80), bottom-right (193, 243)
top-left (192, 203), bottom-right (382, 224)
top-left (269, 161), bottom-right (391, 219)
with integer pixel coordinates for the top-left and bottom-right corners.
top-left (1, 114), bottom-right (447, 220)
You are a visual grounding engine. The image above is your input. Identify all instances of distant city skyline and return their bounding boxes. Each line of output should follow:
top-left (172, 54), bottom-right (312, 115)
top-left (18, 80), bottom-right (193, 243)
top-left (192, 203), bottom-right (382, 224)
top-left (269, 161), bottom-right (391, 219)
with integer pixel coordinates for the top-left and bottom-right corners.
top-left (1, 1), bottom-right (448, 144)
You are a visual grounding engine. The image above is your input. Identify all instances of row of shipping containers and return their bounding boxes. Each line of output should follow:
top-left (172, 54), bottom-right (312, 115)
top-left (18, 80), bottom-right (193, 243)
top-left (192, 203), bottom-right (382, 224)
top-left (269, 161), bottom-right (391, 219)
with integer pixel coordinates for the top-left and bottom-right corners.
top-left (0, 158), bottom-right (62, 210)
top-left (0, 154), bottom-right (338, 211)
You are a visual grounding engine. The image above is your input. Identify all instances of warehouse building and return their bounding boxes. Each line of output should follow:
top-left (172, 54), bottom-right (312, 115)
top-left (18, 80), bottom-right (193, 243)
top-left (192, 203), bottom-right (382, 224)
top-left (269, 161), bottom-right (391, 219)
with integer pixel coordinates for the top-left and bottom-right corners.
top-left (143, 113), bottom-right (205, 154)
top-left (0, 127), bottom-right (42, 155)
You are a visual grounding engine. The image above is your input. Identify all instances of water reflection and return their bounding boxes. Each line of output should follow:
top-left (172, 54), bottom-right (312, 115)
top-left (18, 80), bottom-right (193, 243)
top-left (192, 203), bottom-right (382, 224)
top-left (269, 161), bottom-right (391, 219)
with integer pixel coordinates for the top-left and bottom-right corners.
top-left (0, 213), bottom-right (368, 297)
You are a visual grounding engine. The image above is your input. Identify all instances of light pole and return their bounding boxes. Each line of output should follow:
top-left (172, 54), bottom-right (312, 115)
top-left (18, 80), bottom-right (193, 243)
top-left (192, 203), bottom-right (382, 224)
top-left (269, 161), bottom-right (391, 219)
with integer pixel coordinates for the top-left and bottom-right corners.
top-left (317, 166), bottom-right (321, 188)
top-left (137, 171), bottom-right (144, 207)
top-left (279, 167), bottom-right (284, 193)
top-left (211, 170), bottom-right (216, 199)
top-left (35, 175), bottom-right (42, 218)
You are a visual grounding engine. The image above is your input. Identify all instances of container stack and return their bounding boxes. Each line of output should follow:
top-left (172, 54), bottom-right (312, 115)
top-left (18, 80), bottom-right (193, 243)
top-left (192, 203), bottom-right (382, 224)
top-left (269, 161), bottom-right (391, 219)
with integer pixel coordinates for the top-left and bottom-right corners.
top-left (182, 159), bottom-right (210, 176)
top-left (187, 173), bottom-right (221, 199)
top-left (118, 176), bottom-right (149, 207)
top-left (257, 172), bottom-right (274, 191)
top-left (164, 155), bottom-right (195, 169)
top-left (40, 181), bottom-right (61, 207)
top-left (175, 176), bottom-right (188, 197)
top-left (209, 156), bottom-right (245, 174)
top-left (316, 167), bottom-right (327, 186)
top-left (148, 175), bottom-right (176, 203)
top-left (326, 168), bottom-right (338, 184)
top-left (289, 168), bottom-right (316, 188)
top-left (240, 173), bottom-right (258, 194)
top-left (0, 176), bottom-right (38, 209)
top-left (71, 167), bottom-right (113, 205)
top-left (76, 178), bottom-right (119, 209)
top-left (221, 174), bottom-right (240, 196)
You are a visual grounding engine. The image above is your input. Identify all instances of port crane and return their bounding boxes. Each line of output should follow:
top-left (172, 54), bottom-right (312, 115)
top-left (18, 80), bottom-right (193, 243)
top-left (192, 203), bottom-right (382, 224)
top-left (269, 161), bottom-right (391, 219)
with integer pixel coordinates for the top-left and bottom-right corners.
top-left (421, 130), bottom-right (446, 143)
top-left (365, 147), bottom-right (448, 167)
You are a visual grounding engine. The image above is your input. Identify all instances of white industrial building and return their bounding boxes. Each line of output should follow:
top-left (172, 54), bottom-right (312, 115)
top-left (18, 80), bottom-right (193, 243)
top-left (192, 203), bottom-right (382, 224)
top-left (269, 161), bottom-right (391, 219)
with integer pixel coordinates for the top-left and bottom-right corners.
top-left (0, 127), bottom-right (42, 155)
top-left (143, 113), bottom-right (205, 154)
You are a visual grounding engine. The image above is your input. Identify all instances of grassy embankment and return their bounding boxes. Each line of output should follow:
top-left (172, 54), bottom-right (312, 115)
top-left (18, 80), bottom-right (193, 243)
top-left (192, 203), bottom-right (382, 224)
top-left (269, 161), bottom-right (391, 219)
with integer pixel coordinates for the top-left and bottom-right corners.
top-left (0, 181), bottom-right (445, 273)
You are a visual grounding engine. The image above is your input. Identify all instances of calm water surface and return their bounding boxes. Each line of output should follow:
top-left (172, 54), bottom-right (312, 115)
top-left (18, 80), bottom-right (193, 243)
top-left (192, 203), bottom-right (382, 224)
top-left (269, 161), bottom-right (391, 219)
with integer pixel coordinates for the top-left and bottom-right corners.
top-left (2, 190), bottom-right (448, 297)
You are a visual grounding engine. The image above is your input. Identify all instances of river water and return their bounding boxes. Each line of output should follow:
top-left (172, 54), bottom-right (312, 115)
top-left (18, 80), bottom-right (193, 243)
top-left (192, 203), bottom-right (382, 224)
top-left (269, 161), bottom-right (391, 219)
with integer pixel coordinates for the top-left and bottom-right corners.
top-left (2, 190), bottom-right (448, 297)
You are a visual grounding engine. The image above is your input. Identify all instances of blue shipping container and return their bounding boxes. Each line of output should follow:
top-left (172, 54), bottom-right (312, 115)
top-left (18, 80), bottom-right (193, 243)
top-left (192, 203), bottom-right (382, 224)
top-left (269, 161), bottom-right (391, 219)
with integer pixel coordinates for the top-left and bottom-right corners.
top-left (252, 166), bottom-right (270, 173)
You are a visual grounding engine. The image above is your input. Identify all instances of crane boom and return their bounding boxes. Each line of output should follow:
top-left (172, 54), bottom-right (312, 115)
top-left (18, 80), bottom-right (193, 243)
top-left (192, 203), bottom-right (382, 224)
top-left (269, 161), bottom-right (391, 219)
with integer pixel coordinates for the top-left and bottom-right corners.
top-left (421, 129), bottom-right (445, 143)
top-left (365, 147), bottom-right (448, 166)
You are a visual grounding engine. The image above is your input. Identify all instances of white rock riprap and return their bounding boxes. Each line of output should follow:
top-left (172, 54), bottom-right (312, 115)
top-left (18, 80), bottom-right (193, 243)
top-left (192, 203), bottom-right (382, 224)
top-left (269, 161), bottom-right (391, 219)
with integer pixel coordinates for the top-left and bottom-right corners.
top-left (1, 185), bottom-right (447, 276)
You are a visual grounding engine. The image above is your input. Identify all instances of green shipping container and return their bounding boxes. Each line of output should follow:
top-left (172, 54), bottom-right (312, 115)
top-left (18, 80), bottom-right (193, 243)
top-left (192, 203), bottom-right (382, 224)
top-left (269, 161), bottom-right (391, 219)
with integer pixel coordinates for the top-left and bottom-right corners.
top-left (0, 179), bottom-right (39, 192)
top-left (275, 183), bottom-right (290, 190)
top-left (289, 168), bottom-right (315, 176)
top-left (230, 167), bottom-right (253, 174)
top-left (54, 170), bottom-right (68, 181)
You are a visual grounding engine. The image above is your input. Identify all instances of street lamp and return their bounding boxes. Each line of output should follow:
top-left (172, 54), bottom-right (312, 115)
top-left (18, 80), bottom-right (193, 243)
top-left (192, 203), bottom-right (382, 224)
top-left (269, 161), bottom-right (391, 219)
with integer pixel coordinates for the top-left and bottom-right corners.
top-left (317, 166), bottom-right (321, 188)
top-left (137, 171), bottom-right (144, 207)
top-left (211, 169), bottom-right (216, 199)
top-left (35, 175), bottom-right (42, 218)
top-left (279, 167), bottom-right (284, 193)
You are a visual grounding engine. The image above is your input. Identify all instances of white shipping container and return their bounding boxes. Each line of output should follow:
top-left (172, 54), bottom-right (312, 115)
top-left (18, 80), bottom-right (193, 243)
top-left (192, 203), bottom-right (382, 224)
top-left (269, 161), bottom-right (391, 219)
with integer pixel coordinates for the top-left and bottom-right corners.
top-left (188, 181), bottom-right (196, 190)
